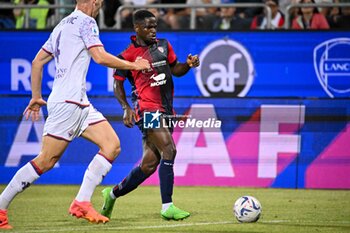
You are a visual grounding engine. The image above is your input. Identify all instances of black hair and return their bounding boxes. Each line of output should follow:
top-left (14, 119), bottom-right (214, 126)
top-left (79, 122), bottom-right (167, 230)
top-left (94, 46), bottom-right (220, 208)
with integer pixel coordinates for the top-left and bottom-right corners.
top-left (133, 10), bottom-right (156, 25)
top-left (298, 0), bottom-right (319, 15)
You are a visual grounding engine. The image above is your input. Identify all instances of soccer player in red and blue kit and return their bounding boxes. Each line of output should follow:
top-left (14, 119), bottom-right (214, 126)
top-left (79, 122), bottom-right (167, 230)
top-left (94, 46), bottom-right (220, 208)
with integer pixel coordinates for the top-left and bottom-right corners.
top-left (101, 9), bottom-right (200, 220)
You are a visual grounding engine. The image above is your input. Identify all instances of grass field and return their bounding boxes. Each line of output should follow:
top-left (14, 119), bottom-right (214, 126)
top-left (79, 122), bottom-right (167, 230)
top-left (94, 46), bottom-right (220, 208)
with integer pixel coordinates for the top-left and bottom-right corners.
top-left (1, 185), bottom-right (350, 233)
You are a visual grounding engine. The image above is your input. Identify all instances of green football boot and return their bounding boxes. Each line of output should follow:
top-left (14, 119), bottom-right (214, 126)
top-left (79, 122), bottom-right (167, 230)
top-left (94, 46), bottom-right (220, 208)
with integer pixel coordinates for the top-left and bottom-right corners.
top-left (100, 187), bottom-right (116, 219)
top-left (161, 204), bottom-right (190, 220)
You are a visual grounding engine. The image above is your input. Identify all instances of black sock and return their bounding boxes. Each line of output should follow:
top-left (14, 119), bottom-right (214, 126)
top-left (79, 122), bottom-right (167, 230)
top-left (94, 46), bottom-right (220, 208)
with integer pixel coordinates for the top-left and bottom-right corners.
top-left (112, 166), bottom-right (147, 198)
top-left (158, 159), bottom-right (174, 204)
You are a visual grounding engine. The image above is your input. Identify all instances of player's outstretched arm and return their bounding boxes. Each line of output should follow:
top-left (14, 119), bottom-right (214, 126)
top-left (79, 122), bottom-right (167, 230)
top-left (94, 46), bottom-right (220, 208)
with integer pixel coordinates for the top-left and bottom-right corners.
top-left (31, 49), bottom-right (53, 99)
top-left (89, 46), bottom-right (150, 71)
top-left (113, 79), bottom-right (136, 128)
top-left (23, 49), bottom-right (52, 121)
top-left (171, 54), bottom-right (200, 77)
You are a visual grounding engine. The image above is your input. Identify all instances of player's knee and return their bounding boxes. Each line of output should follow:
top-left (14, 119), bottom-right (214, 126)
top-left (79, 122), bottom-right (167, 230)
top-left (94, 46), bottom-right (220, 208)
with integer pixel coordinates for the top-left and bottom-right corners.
top-left (162, 145), bottom-right (177, 160)
top-left (106, 145), bottom-right (120, 159)
top-left (101, 140), bottom-right (121, 160)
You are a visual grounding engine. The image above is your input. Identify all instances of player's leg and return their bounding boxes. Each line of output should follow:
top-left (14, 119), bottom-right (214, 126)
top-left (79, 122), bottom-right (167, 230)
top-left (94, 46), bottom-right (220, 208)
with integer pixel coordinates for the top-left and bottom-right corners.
top-left (147, 127), bottom-right (176, 202)
top-left (101, 139), bottom-right (160, 218)
top-left (70, 106), bottom-right (120, 223)
top-left (76, 120), bottom-right (120, 200)
top-left (0, 136), bottom-right (69, 229)
top-left (146, 127), bottom-right (190, 220)
top-left (113, 139), bottom-right (160, 197)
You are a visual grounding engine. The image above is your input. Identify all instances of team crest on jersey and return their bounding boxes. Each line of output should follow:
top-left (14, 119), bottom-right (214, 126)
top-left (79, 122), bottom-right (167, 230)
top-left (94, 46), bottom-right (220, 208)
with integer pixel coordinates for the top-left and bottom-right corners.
top-left (158, 47), bottom-right (164, 53)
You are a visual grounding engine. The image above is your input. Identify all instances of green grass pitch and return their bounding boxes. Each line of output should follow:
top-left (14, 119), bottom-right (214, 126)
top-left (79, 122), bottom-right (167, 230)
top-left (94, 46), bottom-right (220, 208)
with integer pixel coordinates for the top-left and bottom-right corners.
top-left (1, 185), bottom-right (350, 233)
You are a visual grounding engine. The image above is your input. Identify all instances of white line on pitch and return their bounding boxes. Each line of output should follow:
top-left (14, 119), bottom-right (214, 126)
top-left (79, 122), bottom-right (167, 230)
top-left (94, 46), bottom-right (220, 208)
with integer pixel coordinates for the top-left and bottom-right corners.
top-left (12, 219), bottom-right (350, 233)
top-left (15, 221), bottom-right (234, 233)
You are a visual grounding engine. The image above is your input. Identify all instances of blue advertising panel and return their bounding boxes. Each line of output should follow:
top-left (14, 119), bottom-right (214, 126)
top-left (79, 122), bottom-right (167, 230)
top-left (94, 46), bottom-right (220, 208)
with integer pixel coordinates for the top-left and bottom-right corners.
top-left (0, 31), bottom-right (349, 189)
top-left (1, 31), bottom-right (349, 98)
top-left (0, 96), bottom-right (349, 188)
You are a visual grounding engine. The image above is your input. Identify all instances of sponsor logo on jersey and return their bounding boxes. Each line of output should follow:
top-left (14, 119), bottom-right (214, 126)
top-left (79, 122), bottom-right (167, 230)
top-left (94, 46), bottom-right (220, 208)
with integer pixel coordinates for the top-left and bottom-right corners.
top-left (150, 73), bottom-right (166, 87)
top-left (313, 38), bottom-right (350, 98)
top-left (151, 60), bottom-right (166, 68)
top-left (196, 39), bottom-right (254, 97)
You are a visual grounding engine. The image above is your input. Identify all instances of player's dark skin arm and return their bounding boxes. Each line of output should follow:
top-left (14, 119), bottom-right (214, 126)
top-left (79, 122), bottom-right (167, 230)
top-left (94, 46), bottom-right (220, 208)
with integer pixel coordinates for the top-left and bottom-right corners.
top-left (113, 79), bottom-right (135, 128)
top-left (171, 54), bottom-right (200, 77)
top-left (170, 62), bottom-right (191, 77)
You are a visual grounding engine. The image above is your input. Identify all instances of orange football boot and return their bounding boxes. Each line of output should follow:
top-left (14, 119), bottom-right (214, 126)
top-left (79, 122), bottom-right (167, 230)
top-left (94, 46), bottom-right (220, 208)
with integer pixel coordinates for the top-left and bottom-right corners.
top-left (0, 210), bottom-right (12, 230)
top-left (69, 200), bottom-right (109, 224)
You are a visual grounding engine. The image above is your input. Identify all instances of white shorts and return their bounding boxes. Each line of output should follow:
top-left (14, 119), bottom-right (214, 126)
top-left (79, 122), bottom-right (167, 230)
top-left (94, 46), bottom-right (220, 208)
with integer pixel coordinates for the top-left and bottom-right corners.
top-left (43, 102), bottom-right (106, 141)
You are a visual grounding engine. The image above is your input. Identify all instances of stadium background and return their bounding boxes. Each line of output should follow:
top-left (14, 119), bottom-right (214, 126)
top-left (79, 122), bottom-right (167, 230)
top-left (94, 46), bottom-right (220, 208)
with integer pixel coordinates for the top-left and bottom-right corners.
top-left (0, 30), bottom-right (349, 189)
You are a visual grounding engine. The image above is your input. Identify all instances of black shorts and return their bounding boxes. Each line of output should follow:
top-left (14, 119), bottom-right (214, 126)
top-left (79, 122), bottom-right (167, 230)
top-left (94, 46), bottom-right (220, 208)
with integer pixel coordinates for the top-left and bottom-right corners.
top-left (136, 115), bottom-right (174, 140)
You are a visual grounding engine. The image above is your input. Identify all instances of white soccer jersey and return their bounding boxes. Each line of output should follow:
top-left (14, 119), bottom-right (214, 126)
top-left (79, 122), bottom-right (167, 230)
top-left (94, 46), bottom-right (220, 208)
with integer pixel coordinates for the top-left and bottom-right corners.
top-left (42, 9), bottom-right (103, 106)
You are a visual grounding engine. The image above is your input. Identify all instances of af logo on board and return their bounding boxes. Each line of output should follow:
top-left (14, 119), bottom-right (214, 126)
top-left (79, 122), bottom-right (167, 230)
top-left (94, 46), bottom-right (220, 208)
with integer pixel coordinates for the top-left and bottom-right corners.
top-left (196, 39), bottom-right (255, 97)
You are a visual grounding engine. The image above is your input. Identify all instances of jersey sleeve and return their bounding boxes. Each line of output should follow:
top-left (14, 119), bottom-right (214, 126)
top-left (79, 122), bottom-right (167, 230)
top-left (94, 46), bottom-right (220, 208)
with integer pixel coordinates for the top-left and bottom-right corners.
top-left (113, 55), bottom-right (129, 81)
top-left (42, 33), bottom-right (54, 55)
top-left (167, 41), bottom-right (177, 66)
top-left (80, 18), bottom-right (103, 49)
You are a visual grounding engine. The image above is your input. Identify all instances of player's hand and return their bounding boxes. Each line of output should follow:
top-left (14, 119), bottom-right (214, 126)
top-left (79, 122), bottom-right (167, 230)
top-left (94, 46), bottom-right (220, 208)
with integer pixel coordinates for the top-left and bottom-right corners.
top-left (23, 98), bottom-right (47, 121)
top-left (123, 106), bottom-right (136, 128)
top-left (186, 54), bottom-right (200, 68)
top-left (134, 57), bottom-right (150, 71)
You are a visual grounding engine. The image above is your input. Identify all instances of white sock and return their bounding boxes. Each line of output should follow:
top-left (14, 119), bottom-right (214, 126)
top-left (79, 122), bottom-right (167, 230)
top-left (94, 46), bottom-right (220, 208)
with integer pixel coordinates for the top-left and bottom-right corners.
top-left (75, 154), bottom-right (112, 202)
top-left (0, 162), bottom-right (40, 209)
top-left (110, 190), bottom-right (116, 199)
top-left (162, 202), bottom-right (173, 212)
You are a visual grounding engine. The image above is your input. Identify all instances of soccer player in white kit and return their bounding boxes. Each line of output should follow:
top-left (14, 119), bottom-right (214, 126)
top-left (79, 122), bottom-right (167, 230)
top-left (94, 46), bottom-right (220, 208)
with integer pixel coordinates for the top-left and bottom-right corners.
top-left (0, 0), bottom-right (150, 229)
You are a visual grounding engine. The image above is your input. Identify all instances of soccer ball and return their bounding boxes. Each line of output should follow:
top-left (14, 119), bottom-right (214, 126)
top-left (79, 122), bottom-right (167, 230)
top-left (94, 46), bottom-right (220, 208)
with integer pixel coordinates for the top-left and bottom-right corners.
top-left (233, 196), bottom-right (262, 223)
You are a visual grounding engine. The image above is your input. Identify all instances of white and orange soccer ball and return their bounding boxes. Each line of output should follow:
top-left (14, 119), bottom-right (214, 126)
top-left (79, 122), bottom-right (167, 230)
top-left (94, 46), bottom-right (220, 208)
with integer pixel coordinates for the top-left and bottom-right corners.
top-left (233, 196), bottom-right (262, 223)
